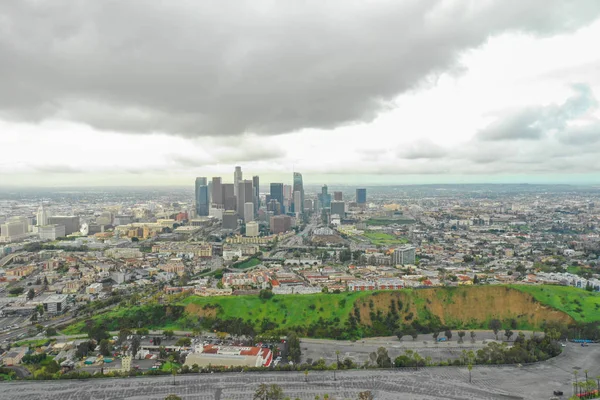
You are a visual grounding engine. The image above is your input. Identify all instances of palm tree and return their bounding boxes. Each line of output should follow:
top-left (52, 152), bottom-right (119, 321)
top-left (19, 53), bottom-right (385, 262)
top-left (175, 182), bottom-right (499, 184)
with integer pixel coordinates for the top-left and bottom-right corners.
top-left (467, 364), bottom-right (473, 383)
top-left (574, 370), bottom-right (579, 396)
top-left (304, 369), bottom-right (309, 383)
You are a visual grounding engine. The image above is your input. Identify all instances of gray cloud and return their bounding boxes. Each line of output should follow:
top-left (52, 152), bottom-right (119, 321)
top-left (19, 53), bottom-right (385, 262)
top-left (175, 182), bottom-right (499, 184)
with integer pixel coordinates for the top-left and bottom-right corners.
top-left (397, 141), bottom-right (447, 160)
top-left (1, 1), bottom-right (600, 137)
top-left (477, 84), bottom-right (597, 141)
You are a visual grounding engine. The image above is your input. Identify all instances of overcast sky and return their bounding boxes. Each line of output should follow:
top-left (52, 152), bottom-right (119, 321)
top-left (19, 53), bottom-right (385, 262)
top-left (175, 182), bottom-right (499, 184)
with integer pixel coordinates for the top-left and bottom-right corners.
top-left (2, 0), bottom-right (600, 187)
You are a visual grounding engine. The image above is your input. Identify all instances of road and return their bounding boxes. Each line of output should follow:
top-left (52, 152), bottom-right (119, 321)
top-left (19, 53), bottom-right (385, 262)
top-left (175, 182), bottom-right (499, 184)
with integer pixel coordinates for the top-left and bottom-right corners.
top-left (0, 342), bottom-right (597, 399)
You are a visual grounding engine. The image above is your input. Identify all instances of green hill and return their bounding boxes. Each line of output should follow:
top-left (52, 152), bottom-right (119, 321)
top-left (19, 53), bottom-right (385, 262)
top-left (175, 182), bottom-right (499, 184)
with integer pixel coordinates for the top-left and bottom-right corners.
top-left (63, 285), bottom-right (598, 339)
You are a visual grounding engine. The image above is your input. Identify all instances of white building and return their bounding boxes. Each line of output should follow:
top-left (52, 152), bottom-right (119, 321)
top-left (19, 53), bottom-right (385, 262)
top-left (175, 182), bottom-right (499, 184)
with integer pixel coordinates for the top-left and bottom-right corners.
top-left (37, 205), bottom-right (51, 226)
top-left (0, 217), bottom-right (29, 243)
top-left (392, 245), bottom-right (416, 265)
top-left (43, 294), bottom-right (69, 314)
top-left (245, 221), bottom-right (259, 237)
top-left (38, 224), bottom-right (66, 241)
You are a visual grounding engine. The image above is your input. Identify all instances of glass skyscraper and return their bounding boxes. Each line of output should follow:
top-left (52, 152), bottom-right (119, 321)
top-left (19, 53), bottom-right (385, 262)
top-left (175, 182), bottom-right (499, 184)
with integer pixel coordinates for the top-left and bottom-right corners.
top-left (356, 188), bottom-right (367, 205)
top-left (195, 177), bottom-right (209, 216)
top-left (270, 183), bottom-right (284, 213)
top-left (292, 172), bottom-right (304, 213)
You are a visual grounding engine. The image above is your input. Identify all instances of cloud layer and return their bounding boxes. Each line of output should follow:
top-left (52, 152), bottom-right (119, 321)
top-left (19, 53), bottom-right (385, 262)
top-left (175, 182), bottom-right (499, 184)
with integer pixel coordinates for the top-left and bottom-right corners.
top-left (2, 0), bottom-right (600, 138)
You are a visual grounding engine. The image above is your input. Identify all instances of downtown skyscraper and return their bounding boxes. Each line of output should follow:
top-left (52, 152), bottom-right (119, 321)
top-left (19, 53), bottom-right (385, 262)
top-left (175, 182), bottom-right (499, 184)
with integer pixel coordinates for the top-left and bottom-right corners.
top-left (292, 172), bottom-right (304, 214)
top-left (195, 177), bottom-right (209, 216)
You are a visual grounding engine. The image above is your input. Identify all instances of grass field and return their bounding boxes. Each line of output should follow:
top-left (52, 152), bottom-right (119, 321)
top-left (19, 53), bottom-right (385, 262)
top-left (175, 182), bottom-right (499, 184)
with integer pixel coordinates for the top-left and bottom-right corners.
top-left (232, 258), bottom-right (261, 270)
top-left (362, 231), bottom-right (409, 246)
top-left (511, 285), bottom-right (600, 323)
top-left (13, 339), bottom-right (54, 348)
top-left (181, 292), bottom-right (372, 330)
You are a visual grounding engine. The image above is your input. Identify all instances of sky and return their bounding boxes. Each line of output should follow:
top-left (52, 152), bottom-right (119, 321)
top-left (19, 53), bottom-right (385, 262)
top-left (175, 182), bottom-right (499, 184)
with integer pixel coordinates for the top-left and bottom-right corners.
top-left (1, 0), bottom-right (600, 187)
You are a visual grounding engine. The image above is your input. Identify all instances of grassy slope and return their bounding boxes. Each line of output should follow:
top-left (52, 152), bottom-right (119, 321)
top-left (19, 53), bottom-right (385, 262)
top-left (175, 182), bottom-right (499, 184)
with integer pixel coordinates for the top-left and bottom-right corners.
top-left (63, 285), bottom-right (595, 335)
top-left (233, 258), bottom-right (261, 270)
top-left (510, 285), bottom-right (600, 323)
top-left (181, 292), bottom-right (371, 329)
top-left (362, 231), bottom-right (409, 246)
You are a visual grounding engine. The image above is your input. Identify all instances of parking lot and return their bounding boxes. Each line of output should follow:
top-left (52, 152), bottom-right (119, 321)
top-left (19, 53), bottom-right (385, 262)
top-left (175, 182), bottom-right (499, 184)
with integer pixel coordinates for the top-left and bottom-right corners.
top-left (301, 331), bottom-right (537, 365)
top-left (0, 342), bottom-right (596, 400)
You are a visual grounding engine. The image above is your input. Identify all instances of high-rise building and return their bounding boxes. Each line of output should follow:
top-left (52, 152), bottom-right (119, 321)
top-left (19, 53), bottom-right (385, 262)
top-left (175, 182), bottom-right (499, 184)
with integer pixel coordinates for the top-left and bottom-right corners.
top-left (292, 172), bottom-right (304, 213)
top-left (47, 216), bottom-right (80, 235)
top-left (330, 201), bottom-right (345, 218)
top-left (237, 180), bottom-right (254, 219)
top-left (243, 202), bottom-right (254, 223)
top-left (318, 185), bottom-right (331, 209)
top-left (211, 177), bottom-right (223, 207)
top-left (270, 183), bottom-right (284, 213)
top-left (234, 166), bottom-right (242, 198)
top-left (252, 176), bottom-right (260, 211)
top-left (283, 184), bottom-right (292, 200)
top-left (245, 221), bottom-right (259, 237)
top-left (356, 188), bottom-right (367, 205)
top-left (392, 245), bottom-right (416, 265)
top-left (222, 211), bottom-right (238, 230)
top-left (37, 204), bottom-right (50, 226)
top-left (222, 183), bottom-right (235, 211)
top-left (270, 215), bottom-right (292, 234)
top-left (333, 191), bottom-right (343, 201)
top-left (195, 177), bottom-right (209, 216)
top-left (267, 199), bottom-right (281, 215)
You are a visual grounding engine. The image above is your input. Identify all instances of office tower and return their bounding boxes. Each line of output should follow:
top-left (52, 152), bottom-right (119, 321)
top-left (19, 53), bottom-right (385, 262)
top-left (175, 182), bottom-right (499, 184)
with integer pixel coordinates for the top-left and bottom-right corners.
top-left (330, 201), bottom-right (345, 218)
top-left (356, 188), bottom-right (367, 205)
top-left (47, 216), bottom-right (80, 235)
top-left (237, 180), bottom-right (254, 219)
top-left (97, 211), bottom-right (113, 226)
top-left (283, 184), bottom-right (292, 200)
top-left (392, 245), bottom-right (416, 265)
top-left (270, 215), bottom-right (292, 234)
top-left (245, 221), bottom-right (259, 237)
top-left (334, 191), bottom-right (343, 201)
top-left (293, 191), bottom-right (302, 214)
top-left (243, 202), bottom-right (254, 223)
top-left (207, 181), bottom-right (213, 204)
top-left (234, 166), bottom-right (242, 198)
top-left (319, 184), bottom-right (331, 209)
top-left (270, 183), bottom-right (284, 213)
top-left (304, 199), bottom-right (313, 211)
top-left (222, 183), bottom-right (236, 211)
top-left (252, 175), bottom-right (260, 211)
top-left (36, 204), bottom-right (50, 226)
top-left (195, 177), bottom-right (209, 216)
top-left (267, 199), bottom-right (281, 215)
top-left (292, 172), bottom-right (304, 213)
top-left (222, 211), bottom-right (238, 230)
top-left (211, 177), bottom-right (223, 206)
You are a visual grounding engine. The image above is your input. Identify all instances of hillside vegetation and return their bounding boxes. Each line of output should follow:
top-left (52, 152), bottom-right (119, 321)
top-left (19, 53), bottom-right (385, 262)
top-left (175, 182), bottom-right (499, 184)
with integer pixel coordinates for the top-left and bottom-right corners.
top-left (64, 285), bottom-right (597, 340)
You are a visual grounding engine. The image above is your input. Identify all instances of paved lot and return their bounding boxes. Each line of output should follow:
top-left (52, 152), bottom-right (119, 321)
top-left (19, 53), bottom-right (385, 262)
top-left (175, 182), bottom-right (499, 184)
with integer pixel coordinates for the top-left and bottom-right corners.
top-left (0, 342), bottom-right (597, 399)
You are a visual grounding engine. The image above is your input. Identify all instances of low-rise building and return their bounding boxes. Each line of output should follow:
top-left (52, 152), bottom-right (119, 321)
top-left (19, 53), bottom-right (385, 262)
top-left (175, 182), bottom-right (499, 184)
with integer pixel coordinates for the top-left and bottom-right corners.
top-left (184, 345), bottom-right (272, 368)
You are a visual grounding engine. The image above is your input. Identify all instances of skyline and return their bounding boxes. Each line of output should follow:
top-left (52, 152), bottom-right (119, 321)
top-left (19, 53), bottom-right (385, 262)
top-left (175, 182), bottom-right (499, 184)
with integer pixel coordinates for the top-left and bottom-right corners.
top-left (2, 1), bottom-right (600, 187)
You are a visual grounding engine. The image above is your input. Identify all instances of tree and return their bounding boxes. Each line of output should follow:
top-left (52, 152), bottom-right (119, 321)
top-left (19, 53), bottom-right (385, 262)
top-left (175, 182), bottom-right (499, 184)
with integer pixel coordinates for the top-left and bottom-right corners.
top-left (504, 329), bottom-right (513, 342)
top-left (165, 395), bottom-right (182, 400)
top-left (27, 288), bottom-right (35, 300)
top-left (99, 339), bottom-right (111, 356)
top-left (45, 327), bottom-right (57, 337)
top-left (375, 347), bottom-right (392, 368)
top-left (153, 336), bottom-right (162, 346)
top-left (131, 336), bottom-right (141, 358)
top-left (287, 332), bottom-right (301, 363)
top-left (163, 330), bottom-right (175, 340)
top-left (259, 289), bottom-right (274, 300)
top-left (470, 331), bottom-right (476, 343)
top-left (175, 337), bottom-right (191, 347)
top-left (30, 312), bottom-right (38, 323)
top-left (467, 363), bottom-right (473, 383)
top-left (432, 331), bottom-right (439, 342)
top-left (8, 287), bottom-right (24, 296)
top-left (489, 319), bottom-right (502, 340)
top-left (395, 329), bottom-right (403, 341)
top-left (458, 331), bottom-right (465, 343)
top-left (444, 329), bottom-right (452, 341)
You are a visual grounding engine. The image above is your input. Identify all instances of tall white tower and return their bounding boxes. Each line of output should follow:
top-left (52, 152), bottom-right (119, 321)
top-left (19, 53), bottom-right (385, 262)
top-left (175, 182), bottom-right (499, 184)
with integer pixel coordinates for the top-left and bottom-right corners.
top-left (234, 166), bottom-right (242, 198)
top-left (37, 204), bottom-right (50, 226)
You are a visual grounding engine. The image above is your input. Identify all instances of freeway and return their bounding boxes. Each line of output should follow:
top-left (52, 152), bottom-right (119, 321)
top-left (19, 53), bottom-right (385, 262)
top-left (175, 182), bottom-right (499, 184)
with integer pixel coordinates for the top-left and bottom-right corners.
top-left (0, 342), bottom-right (597, 399)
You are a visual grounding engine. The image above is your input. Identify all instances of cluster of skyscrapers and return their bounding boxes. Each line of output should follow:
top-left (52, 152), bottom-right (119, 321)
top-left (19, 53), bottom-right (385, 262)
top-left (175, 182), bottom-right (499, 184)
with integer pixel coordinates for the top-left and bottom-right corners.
top-left (194, 166), bottom-right (367, 233)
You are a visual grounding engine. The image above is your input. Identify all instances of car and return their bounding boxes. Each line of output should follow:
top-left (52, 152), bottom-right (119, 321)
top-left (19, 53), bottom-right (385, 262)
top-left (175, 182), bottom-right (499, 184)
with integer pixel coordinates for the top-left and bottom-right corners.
top-left (560, 343), bottom-right (566, 347)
